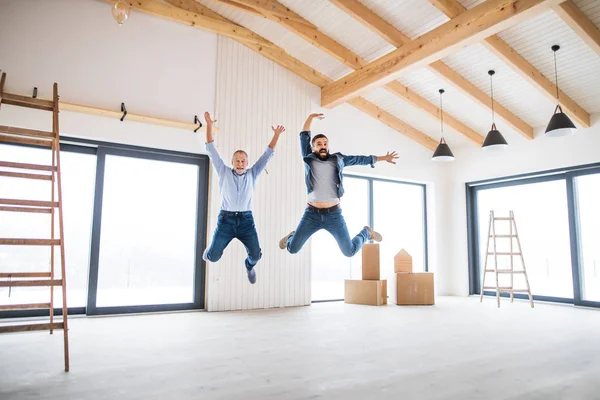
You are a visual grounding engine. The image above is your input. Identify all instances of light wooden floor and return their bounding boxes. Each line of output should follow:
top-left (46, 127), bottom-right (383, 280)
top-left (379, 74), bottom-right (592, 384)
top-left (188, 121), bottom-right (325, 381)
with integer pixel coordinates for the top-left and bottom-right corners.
top-left (1, 296), bottom-right (599, 400)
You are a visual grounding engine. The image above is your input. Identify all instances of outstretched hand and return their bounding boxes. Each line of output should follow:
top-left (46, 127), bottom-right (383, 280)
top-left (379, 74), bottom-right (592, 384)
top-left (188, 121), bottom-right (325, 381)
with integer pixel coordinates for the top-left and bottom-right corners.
top-left (381, 151), bottom-right (399, 164)
top-left (309, 113), bottom-right (325, 120)
top-left (204, 112), bottom-right (216, 126)
top-left (272, 125), bottom-right (286, 135)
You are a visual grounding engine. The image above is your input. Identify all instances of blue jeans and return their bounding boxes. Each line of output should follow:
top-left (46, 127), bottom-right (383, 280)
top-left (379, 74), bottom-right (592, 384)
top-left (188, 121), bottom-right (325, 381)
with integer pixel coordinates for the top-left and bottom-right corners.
top-left (286, 207), bottom-right (369, 257)
top-left (204, 211), bottom-right (262, 271)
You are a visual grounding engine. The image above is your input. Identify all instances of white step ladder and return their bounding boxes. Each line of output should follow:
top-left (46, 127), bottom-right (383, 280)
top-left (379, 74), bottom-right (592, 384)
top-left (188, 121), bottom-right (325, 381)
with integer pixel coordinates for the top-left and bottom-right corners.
top-left (480, 210), bottom-right (534, 308)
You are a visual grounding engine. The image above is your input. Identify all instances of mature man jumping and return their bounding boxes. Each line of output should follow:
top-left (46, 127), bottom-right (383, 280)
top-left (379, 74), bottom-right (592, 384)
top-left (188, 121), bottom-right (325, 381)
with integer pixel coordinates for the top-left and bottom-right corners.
top-left (279, 113), bottom-right (398, 257)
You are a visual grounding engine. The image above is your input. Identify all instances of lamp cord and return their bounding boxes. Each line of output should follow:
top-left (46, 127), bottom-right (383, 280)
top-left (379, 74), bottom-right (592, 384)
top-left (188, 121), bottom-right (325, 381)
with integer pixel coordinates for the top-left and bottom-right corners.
top-left (554, 50), bottom-right (559, 101)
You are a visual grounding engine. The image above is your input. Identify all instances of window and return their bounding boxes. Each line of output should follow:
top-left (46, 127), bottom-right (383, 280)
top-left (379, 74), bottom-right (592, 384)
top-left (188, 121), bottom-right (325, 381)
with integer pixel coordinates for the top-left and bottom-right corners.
top-left (1, 139), bottom-right (209, 318)
top-left (95, 154), bottom-right (200, 307)
top-left (467, 164), bottom-right (600, 308)
top-left (575, 174), bottom-right (600, 302)
top-left (0, 144), bottom-right (95, 309)
top-left (311, 176), bottom-right (427, 301)
top-left (476, 180), bottom-right (573, 299)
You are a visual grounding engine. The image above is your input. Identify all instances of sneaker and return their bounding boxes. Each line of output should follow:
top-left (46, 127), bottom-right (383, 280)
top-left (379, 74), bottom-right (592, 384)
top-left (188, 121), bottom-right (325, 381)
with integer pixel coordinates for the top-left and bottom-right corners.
top-left (202, 248), bottom-right (210, 262)
top-left (279, 231), bottom-right (295, 249)
top-left (247, 268), bottom-right (257, 284)
top-left (364, 226), bottom-right (382, 242)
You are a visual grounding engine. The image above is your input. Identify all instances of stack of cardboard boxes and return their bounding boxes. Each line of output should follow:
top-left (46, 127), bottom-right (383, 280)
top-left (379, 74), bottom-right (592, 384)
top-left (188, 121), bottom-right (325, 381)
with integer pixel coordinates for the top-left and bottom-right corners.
top-left (392, 249), bottom-right (435, 305)
top-left (344, 245), bottom-right (435, 306)
top-left (344, 243), bottom-right (387, 306)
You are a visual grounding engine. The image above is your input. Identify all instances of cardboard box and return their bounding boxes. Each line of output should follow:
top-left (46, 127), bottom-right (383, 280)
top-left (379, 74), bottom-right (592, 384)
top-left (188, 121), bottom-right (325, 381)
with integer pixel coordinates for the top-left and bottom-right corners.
top-left (362, 243), bottom-right (380, 280)
top-left (394, 249), bottom-right (412, 273)
top-left (344, 279), bottom-right (387, 306)
top-left (395, 273), bottom-right (434, 305)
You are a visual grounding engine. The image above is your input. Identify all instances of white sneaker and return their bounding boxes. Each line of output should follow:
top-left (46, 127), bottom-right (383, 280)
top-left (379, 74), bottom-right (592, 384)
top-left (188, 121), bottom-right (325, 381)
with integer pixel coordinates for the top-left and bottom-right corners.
top-left (364, 226), bottom-right (382, 242)
top-left (279, 231), bottom-right (295, 249)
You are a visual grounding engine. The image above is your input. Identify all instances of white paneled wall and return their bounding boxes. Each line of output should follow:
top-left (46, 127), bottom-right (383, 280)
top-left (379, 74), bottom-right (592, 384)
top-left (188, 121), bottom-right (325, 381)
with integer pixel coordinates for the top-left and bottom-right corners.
top-left (205, 37), bottom-right (320, 311)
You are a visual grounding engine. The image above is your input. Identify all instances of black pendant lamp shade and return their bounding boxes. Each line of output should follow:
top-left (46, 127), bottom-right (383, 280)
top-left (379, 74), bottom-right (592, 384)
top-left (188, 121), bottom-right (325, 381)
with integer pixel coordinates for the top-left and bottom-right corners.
top-left (545, 45), bottom-right (576, 137)
top-left (482, 123), bottom-right (508, 150)
top-left (546, 104), bottom-right (577, 137)
top-left (432, 89), bottom-right (455, 162)
top-left (482, 70), bottom-right (508, 151)
top-left (432, 137), bottom-right (455, 161)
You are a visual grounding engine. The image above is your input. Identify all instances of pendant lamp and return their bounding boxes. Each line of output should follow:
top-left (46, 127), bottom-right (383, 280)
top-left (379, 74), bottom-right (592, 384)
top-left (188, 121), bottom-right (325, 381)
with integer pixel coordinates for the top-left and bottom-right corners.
top-left (545, 45), bottom-right (577, 137)
top-left (432, 89), bottom-right (455, 162)
top-left (482, 70), bottom-right (508, 150)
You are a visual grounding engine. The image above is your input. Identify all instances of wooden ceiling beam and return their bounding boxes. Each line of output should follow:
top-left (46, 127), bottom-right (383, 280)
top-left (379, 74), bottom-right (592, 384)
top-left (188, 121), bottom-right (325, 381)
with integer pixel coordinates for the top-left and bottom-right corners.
top-left (321, 0), bottom-right (565, 108)
top-left (428, 0), bottom-right (590, 128)
top-left (329, 0), bottom-right (532, 139)
top-left (157, 0), bottom-right (437, 149)
top-left (214, 0), bottom-right (484, 144)
top-left (554, 1), bottom-right (600, 57)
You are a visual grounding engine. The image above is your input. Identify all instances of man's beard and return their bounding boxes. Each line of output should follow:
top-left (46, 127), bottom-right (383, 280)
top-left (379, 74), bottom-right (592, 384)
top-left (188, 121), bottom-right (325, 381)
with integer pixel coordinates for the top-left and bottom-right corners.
top-left (317, 150), bottom-right (329, 160)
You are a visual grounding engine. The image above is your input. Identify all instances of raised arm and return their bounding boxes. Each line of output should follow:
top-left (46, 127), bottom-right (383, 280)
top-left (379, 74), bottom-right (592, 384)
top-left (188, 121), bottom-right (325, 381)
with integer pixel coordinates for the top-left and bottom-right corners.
top-left (251, 125), bottom-right (285, 177)
top-left (204, 112), bottom-right (227, 175)
top-left (300, 113), bottom-right (324, 157)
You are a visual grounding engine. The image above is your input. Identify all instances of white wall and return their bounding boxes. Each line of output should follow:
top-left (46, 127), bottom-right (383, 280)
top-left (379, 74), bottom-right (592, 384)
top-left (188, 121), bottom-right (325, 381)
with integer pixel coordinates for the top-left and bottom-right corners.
top-left (206, 36), bottom-right (318, 311)
top-left (446, 114), bottom-right (600, 295)
top-left (0, 0), bottom-right (217, 153)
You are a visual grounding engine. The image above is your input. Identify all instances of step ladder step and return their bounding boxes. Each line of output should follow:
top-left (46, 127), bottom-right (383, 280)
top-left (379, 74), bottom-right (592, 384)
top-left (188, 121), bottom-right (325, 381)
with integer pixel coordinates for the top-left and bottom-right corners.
top-left (0, 279), bottom-right (62, 288)
top-left (493, 217), bottom-right (513, 221)
top-left (483, 286), bottom-right (530, 292)
top-left (0, 199), bottom-right (59, 208)
top-left (0, 205), bottom-right (53, 213)
top-left (1, 93), bottom-right (55, 112)
top-left (0, 133), bottom-right (53, 148)
top-left (0, 303), bottom-right (51, 311)
top-left (0, 171), bottom-right (52, 180)
top-left (485, 270), bottom-right (526, 273)
top-left (0, 125), bottom-right (55, 139)
top-left (489, 235), bottom-right (518, 238)
top-left (0, 272), bottom-right (51, 278)
top-left (0, 322), bottom-right (64, 334)
top-left (487, 252), bottom-right (522, 256)
top-left (0, 161), bottom-right (56, 171)
top-left (0, 239), bottom-right (61, 246)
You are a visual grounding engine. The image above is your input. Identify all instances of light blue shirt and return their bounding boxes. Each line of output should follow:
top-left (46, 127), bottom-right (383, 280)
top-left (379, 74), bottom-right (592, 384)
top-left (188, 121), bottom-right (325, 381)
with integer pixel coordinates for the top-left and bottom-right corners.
top-left (206, 142), bottom-right (274, 212)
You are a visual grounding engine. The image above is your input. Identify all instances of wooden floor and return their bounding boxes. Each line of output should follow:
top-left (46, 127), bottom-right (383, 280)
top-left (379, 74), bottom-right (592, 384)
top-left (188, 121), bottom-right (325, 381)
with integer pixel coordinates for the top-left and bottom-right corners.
top-left (1, 297), bottom-right (599, 400)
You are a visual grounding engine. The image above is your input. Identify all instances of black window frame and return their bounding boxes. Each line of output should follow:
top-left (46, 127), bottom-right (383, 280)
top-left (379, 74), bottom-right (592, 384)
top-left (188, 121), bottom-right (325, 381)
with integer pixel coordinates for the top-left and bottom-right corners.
top-left (466, 161), bottom-right (600, 308)
top-left (0, 136), bottom-right (210, 318)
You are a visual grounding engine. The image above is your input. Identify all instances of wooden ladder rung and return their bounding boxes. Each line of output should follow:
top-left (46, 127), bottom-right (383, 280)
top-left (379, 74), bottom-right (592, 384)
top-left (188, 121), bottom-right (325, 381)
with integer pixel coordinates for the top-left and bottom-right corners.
top-left (0, 279), bottom-right (62, 287)
top-left (0, 303), bottom-right (51, 311)
top-left (0, 272), bottom-right (51, 278)
top-left (487, 252), bottom-right (522, 256)
top-left (1, 92), bottom-right (55, 111)
top-left (0, 239), bottom-right (61, 246)
top-left (485, 270), bottom-right (526, 273)
top-left (0, 171), bottom-right (52, 180)
top-left (0, 198), bottom-right (59, 208)
top-left (0, 125), bottom-right (55, 139)
top-left (0, 133), bottom-right (53, 147)
top-left (0, 322), bottom-right (64, 334)
top-left (0, 161), bottom-right (56, 171)
top-left (0, 206), bottom-right (52, 213)
top-left (498, 288), bottom-right (530, 292)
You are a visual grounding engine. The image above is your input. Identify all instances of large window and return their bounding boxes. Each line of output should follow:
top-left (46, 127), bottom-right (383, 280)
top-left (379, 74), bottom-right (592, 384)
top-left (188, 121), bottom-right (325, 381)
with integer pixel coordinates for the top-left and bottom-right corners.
top-left (311, 176), bottom-right (427, 301)
top-left (0, 140), bottom-right (209, 318)
top-left (467, 165), bottom-right (600, 308)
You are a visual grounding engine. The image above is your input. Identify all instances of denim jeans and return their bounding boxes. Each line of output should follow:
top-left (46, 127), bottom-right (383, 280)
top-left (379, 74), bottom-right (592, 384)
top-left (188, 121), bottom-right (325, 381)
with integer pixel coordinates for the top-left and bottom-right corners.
top-left (204, 211), bottom-right (262, 271)
top-left (286, 207), bottom-right (369, 257)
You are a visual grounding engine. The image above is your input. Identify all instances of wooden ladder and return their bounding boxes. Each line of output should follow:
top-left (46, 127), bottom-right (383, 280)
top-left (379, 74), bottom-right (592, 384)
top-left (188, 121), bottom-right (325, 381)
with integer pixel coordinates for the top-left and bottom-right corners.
top-left (0, 71), bottom-right (70, 371)
top-left (480, 210), bottom-right (534, 308)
